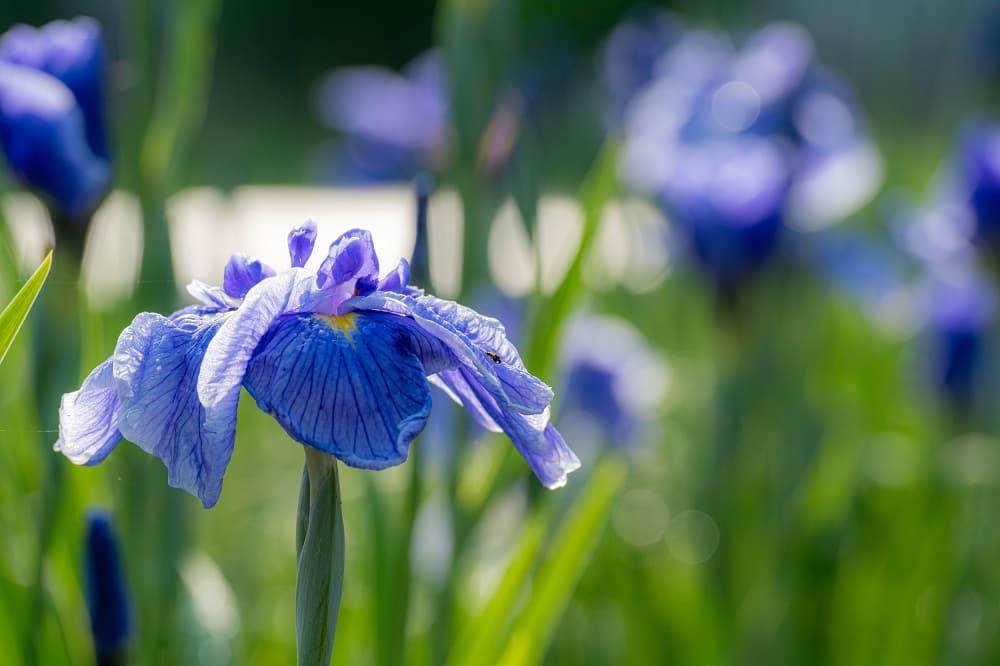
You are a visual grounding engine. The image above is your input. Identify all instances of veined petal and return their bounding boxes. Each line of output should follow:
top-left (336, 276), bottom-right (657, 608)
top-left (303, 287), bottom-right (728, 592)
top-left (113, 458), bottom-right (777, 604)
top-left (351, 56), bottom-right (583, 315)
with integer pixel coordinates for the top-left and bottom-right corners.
top-left (344, 290), bottom-right (580, 487)
top-left (316, 229), bottom-right (380, 302)
top-left (448, 365), bottom-right (580, 488)
top-left (345, 290), bottom-right (553, 412)
top-left (113, 310), bottom-right (231, 507)
top-left (198, 268), bottom-right (330, 438)
top-left (55, 358), bottom-right (122, 465)
top-left (244, 311), bottom-right (431, 468)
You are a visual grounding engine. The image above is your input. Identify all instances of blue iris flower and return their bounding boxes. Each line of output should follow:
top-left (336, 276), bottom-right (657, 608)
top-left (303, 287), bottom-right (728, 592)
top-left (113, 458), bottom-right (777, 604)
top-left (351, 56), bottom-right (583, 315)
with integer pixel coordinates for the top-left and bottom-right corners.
top-left (0, 17), bottom-right (110, 219)
top-left (84, 510), bottom-right (131, 663)
top-left (56, 223), bottom-right (579, 507)
top-left (618, 20), bottom-right (880, 287)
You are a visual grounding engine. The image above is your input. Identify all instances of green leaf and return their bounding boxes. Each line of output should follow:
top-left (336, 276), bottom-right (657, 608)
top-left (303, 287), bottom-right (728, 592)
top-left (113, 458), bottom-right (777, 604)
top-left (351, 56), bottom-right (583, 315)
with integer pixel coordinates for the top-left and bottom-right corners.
top-left (0, 250), bottom-right (52, 367)
top-left (297, 449), bottom-right (345, 666)
top-left (525, 141), bottom-right (618, 378)
top-left (494, 458), bottom-right (626, 666)
top-left (448, 511), bottom-right (548, 666)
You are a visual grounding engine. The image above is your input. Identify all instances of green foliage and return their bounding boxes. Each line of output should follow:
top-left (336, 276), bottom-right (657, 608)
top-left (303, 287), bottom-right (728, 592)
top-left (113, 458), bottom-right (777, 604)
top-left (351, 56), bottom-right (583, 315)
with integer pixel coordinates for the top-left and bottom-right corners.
top-left (0, 250), bottom-right (51, 367)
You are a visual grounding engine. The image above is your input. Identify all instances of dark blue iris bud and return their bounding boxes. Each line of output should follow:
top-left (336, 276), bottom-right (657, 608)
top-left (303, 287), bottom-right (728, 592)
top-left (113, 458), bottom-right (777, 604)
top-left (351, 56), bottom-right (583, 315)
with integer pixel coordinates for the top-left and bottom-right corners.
top-left (222, 254), bottom-right (276, 299)
top-left (0, 62), bottom-right (110, 220)
top-left (957, 125), bottom-right (1000, 249)
top-left (926, 274), bottom-right (995, 409)
top-left (84, 510), bottom-right (131, 665)
top-left (661, 137), bottom-right (790, 287)
top-left (0, 17), bottom-right (109, 160)
top-left (0, 17), bottom-right (110, 224)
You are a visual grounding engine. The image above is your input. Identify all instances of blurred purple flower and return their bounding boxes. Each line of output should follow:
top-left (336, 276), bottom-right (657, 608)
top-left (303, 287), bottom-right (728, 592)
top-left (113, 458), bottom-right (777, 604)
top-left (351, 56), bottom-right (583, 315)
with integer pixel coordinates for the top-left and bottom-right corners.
top-left (56, 222), bottom-right (579, 507)
top-left (558, 314), bottom-right (666, 447)
top-left (660, 136), bottom-right (790, 287)
top-left (923, 271), bottom-right (996, 409)
top-left (312, 50), bottom-right (450, 183)
top-left (0, 17), bottom-right (110, 220)
top-left (618, 20), bottom-right (882, 287)
top-left (956, 124), bottom-right (1000, 249)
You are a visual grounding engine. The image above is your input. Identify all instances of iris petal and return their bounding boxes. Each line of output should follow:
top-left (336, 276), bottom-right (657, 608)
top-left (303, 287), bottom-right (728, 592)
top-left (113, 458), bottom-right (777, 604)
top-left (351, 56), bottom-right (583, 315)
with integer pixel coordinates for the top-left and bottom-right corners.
top-left (344, 290), bottom-right (580, 488)
top-left (244, 312), bottom-right (431, 468)
top-left (54, 358), bottom-right (122, 465)
top-left (113, 310), bottom-right (232, 507)
top-left (316, 228), bottom-right (380, 301)
top-left (198, 268), bottom-right (332, 438)
top-left (223, 254), bottom-right (276, 299)
top-left (288, 219), bottom-right (318, 268)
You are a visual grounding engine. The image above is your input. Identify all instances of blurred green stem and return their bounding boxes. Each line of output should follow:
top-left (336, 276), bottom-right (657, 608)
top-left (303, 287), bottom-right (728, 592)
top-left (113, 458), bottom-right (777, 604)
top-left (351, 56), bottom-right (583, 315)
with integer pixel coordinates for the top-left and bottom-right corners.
top-left (25, 235), bottom-right (84, 666)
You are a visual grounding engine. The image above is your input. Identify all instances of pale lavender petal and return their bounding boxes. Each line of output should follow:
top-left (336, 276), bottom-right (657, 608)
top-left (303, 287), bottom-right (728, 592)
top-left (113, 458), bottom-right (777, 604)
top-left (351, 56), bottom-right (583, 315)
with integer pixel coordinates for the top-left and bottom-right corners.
top-left (186, 280), bottom-right (237, 310)
top-left (54, 358), bottom-right (121, 465)
top-left (113, 310), bottom-right (231, 507)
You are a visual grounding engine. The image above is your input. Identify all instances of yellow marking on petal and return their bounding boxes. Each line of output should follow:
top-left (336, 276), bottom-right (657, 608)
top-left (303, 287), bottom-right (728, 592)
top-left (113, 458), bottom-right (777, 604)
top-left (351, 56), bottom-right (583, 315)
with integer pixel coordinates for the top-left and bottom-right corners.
top-left (316, 312), bottom-right (359, 339)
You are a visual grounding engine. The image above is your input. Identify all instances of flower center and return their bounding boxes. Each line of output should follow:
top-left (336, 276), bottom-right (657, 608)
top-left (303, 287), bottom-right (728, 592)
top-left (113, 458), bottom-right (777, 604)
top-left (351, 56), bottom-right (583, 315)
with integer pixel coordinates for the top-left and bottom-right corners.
top-left (316, 312), bottom-right (358, 335)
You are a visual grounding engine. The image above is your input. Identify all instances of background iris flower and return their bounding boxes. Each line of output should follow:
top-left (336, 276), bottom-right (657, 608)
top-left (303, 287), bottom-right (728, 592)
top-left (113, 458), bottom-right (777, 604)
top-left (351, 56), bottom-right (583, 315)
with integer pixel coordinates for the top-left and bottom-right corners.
top-left (616, 17), bottom-right (881, 289)
top-left (0, 17), bottom-right (110, 221)
top-left (56, 222), bottom-right (578, 507)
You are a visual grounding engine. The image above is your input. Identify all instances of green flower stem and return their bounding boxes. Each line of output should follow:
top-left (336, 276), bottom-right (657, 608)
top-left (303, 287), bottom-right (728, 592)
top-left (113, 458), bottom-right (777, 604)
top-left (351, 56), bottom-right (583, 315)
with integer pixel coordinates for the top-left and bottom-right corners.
top-left (297, 447), bottom-right (345, 666)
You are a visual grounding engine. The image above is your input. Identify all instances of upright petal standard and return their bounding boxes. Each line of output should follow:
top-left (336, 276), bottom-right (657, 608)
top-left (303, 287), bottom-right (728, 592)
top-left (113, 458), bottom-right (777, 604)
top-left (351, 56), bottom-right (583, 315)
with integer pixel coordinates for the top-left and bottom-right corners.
top-left (56, 223), bottom-right (580, 506)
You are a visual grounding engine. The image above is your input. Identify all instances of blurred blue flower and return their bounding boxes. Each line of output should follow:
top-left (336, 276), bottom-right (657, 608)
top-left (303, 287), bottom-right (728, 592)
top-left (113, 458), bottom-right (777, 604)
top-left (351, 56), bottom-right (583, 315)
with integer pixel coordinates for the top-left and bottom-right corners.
top-left (312, 50), bottom-right (450, 183)
top-left (923, 272), bottom-right (995, 408)
top-left (660, 136), bottom-right (790, 287)
top-left (0, 17), bottom-right (110, 219)
top-left (56, 222), bottom-right (579, 507)
top-left (84, 510), bottom-right (131, 664)
top-left (618, 20), bottom-right (882, 286)
top-left (597, 8), bottom-right (680, 127)
top-left (558, 314), bottom-right (666, 447)
top-left (956, 124), bottom-right (1000, 248)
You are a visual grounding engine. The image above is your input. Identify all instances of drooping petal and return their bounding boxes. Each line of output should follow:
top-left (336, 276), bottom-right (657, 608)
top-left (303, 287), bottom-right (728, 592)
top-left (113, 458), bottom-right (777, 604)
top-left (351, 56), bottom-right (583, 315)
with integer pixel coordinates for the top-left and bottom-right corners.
top-left (316, 228), bottom-right (381, 302)
top-left (344, 290), bottom-right (580, 487)
top-left (288, 219), bottom-right (317, 267)
top-left (113, 310), bottom-right (232, 507)
top-left (198, 268), bottom-right (330, 436)
top-left (345, 290), bottom-right (553, 412)
top-left (223, 254), bottom-right (276, 299)
top-left (244, 311), bottom-right (432, 468)
top-left (55, 358), bottom-right (122, 465)
top-left (438, 365), bottom-right (580, 488)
